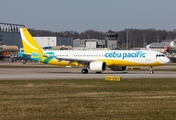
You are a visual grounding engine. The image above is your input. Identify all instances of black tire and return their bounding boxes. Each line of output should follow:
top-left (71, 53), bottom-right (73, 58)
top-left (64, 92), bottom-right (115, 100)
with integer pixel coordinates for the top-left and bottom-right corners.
top-left (81, 69), bottom-right (88, 74)
top-left (150, 70), bottom-right (154, 74)
top-left (96, 71), bottom-right (102, 74)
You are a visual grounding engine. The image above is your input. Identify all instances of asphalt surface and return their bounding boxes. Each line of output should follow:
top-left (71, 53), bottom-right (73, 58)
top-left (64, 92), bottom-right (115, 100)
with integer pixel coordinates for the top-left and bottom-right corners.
top-left (0, 62), bottom-right (176, 80)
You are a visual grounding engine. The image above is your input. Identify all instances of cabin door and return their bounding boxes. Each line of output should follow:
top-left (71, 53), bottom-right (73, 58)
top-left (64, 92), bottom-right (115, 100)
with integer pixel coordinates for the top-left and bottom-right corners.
top-left (146, 52), bottom-right (151, 61)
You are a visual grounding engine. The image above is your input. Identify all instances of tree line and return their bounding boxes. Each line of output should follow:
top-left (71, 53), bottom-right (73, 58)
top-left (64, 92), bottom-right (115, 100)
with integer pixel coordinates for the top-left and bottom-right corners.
top-left (28, 28), bottom-right (176, 49)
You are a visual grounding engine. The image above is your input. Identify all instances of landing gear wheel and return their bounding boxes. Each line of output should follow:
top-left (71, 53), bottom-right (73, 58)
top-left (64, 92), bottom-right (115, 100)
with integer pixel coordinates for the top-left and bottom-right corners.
top-left (81, 69), bottom-right (88, 74)
top-left (150, 67), bottom-right (154, 74)
top-left (21, 60), bottom-right (26, 64)
top-left (150, 70), bottom-right (154, 74)
top-left (96, 71), bottom-right (102, 74)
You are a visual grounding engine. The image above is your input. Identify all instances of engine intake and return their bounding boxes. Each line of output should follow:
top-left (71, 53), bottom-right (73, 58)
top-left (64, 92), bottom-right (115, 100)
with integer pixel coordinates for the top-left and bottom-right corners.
top-left (89, 61), bottom-right (106, 71)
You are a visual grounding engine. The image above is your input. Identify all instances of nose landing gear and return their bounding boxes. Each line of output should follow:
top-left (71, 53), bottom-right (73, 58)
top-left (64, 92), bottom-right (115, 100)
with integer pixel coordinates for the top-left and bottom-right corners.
top-left (150, 66), bottom-right (154, 74)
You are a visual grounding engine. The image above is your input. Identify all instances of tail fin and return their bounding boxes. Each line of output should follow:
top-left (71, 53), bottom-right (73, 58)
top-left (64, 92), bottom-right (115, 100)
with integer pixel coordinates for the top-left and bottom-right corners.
top-left (20, 28), bottom-right (45, 56)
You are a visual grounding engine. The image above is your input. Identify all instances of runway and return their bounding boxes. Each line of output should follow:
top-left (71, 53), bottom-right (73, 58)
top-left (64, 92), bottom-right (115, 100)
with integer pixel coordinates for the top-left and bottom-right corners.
top-left (0, 67), bottom-right (176, 80)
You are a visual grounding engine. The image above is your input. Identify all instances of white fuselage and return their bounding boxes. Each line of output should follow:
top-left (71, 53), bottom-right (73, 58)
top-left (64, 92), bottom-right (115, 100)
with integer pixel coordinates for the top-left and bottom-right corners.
top-left (44, 50), bottom-right (170, 66)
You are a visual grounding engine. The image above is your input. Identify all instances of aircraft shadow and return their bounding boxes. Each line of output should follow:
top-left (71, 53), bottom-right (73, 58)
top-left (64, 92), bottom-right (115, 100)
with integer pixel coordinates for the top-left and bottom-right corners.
top-left (42, 71), bottom-right (128, 74)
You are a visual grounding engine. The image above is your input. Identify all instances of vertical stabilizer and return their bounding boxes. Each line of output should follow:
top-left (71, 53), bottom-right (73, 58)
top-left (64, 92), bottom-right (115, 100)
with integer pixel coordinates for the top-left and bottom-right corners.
top-left (20, 28), bottom-right (45, 56)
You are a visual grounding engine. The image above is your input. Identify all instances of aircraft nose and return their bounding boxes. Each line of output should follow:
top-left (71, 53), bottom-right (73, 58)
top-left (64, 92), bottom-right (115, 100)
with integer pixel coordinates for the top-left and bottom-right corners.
top-left (163, 57), bottom-right (170, 64)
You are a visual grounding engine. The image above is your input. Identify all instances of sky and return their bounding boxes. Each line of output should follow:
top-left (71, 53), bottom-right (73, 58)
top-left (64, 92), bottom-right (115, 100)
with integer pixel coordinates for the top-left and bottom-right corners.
top-left (0, 0), bottom-right (176, 33)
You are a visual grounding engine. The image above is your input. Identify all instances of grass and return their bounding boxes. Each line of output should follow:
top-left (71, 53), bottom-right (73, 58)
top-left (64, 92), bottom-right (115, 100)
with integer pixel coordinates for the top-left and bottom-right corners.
top-left (0, 79), bottom-right (176, 120)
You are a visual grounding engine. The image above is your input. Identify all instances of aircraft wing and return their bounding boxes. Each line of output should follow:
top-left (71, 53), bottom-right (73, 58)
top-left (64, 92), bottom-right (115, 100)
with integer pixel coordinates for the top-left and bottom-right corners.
top-left (55, 57), bottom-right (92, 64)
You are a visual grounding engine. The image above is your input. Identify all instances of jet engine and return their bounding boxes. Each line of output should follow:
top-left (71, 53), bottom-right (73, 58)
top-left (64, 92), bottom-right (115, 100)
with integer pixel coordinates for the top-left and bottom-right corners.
top-left (110, 66), bottom-right (126, 71)
top-left (89, 61), bottom-right (106, 71)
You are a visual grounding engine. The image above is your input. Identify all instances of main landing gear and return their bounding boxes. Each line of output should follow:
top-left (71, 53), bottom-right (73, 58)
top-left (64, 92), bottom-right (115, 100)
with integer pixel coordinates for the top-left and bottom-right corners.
top-left (81, 68), bottom-right (88, 74)
top-left (81, 63), bottom-right (103, 74)
top-left (150, 66), bottom-right (154, 74)
top-left (81, 69), bottom-right (102, 74)
top-left (96, 71), bottom-right (102, 74)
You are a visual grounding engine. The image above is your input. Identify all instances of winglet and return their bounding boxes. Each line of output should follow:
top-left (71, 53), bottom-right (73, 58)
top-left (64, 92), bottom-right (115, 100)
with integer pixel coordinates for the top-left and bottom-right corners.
top-left (20, 28), bottom-right (45, 56)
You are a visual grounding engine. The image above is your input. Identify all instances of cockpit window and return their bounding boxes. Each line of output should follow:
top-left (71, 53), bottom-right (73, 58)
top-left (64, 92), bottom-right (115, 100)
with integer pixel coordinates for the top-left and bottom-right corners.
top-left (156, 54), bottom-right (165, 58)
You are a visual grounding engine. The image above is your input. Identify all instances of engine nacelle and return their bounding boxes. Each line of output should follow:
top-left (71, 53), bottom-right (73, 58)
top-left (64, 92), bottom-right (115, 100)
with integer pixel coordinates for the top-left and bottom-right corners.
top-left (89, 61), bottom-right (106, 71)
top-left (110, 66), bottom-right (126, 71)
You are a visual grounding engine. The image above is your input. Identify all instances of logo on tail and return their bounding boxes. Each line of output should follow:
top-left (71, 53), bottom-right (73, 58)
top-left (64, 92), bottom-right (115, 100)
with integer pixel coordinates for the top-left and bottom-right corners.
top-left (20, 28), bottom-right (45, 57)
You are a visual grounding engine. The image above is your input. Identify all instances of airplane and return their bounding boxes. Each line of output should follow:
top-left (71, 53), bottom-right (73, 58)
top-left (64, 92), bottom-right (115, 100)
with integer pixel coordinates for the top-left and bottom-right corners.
top-left (17, 51), bottom-right (40, 64)
top-left (20, 27), bottom-right (170, 74)
top-left (17, 50), bottom-right (78, 66)
top-left (17, 50), bottom-right (73, 64)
